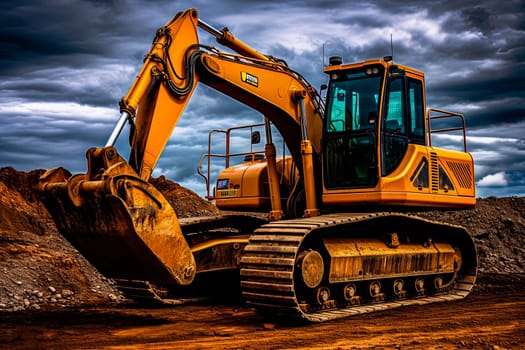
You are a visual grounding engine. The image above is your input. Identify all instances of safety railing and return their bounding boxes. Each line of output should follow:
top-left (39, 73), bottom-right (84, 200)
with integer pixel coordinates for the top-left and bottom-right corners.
top-left (197, 123), bottom-right (266, 199)
top-left (426, 108), bottom-right (468, 152)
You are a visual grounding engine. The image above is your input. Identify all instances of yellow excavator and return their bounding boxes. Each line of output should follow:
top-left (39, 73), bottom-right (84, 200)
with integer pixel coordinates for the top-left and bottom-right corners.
top-left (39, 8), bottom-right (477, 322)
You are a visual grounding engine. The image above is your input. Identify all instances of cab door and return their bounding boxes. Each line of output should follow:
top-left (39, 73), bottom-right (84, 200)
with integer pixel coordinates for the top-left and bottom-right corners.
top-left (380, 75), bottom-right (426, 177)
top-left (323, 69), bottom-right (383, 190)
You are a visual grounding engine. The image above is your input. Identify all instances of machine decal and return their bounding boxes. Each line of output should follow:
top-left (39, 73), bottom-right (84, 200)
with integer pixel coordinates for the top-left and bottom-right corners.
top-left (241, 72), bottom-right (258, 87)
top-left (218, 189), bottom-right (238, 197)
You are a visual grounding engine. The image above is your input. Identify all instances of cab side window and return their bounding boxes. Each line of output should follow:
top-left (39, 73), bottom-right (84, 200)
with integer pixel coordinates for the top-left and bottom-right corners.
top-left (381, 77), bottom-right (408, 176)
top-left (408, 79), bottom-right (425, 145)
top-left (384, 78), bottom-right (405, 134)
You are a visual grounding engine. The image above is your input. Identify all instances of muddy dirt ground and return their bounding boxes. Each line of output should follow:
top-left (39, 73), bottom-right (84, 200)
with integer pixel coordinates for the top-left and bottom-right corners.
top-left (1, 274), bottom-right (523, 350)
top-left (1, 167), bottom-right (524, 349)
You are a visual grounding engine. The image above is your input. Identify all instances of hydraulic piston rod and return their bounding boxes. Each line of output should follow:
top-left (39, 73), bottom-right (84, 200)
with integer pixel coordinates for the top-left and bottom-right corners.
top-left (198, 19), bottom-right (270, 62)
top-left (106, 111), bottom-right (131, 147)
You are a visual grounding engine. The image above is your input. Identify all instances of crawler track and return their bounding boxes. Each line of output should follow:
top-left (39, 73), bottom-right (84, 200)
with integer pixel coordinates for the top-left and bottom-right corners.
top-left (240, 212), bottom-right (477, 322)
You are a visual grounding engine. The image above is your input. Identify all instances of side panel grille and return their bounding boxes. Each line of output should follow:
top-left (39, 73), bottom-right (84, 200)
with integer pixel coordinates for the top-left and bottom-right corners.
top-left (430, 152), bottom-right (439, 192)
top-left (447, 161), bottom-right (473, 189)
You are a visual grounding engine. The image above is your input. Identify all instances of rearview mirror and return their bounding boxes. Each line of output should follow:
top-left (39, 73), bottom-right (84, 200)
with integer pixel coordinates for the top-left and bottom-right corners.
top-left (251, 131), bottom-right (261, 144)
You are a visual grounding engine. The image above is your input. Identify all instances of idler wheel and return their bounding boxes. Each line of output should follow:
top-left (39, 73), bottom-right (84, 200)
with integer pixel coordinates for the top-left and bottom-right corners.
top-left (297, 250), bottom-right (324, 289)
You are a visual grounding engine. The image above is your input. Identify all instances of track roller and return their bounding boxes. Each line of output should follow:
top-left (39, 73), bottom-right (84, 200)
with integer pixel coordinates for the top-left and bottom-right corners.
top-left (393, 279), bottom-right (407, 299)
top-left (315, 286), bottom-right (331, 305)
top-left (415, 278), bottom-right (426, 295)
top-left (342, 283), bottom-right (361, 305)
top-left (369, 281), bottom-right (385, 302)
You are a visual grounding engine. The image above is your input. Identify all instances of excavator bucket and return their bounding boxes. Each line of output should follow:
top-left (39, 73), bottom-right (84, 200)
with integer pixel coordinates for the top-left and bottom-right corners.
top-left (38, 147), bottom-right (196, 288)
top-left (37, 9), bottom-right (202, 292)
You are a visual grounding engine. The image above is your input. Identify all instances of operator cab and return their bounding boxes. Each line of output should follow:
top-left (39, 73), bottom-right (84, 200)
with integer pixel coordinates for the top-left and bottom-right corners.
top-left (322, 57), bottom-right (475, 208)
top-left (323, 57), bottom-right (424, 189)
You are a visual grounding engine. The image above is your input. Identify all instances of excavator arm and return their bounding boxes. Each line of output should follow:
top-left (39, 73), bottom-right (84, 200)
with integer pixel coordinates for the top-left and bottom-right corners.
top-left (39, 8), bottom-right (323, 290)
top-left (115, 8), bottom-right (200, 181)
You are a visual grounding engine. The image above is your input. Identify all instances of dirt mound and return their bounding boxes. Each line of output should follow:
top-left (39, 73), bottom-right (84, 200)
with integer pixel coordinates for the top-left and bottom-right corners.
top-left (150, 175), bottom-right (220, 218)
top-left (411, 197), bottom-right (525, 274)
top-left (0, 167), bottom-right (219, 312)
top-left (0, 168), bottom-right (119, 311)
top-left (0, 167), bottom-right (524, 312)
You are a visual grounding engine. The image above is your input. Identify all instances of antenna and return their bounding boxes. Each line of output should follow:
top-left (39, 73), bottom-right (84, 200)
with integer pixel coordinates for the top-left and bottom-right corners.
top-left (390, 33), bottom-right (394, 63)
top-left (322, 43), bottom-right (325, 67)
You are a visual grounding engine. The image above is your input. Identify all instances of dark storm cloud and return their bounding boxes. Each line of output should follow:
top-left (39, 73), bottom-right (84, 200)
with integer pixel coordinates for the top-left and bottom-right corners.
top-left (430, 63), bottom-right (525, 128)
top-left (0, 1), bottom-right (121, 72)
top-left (0, 0), bottom-right (523, 198)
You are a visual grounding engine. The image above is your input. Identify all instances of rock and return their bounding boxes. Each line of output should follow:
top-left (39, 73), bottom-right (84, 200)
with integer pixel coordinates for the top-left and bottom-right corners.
top-left (48, 286), bottom-right (56, 293)
top-left (62, 289), bottom-right (74, 297)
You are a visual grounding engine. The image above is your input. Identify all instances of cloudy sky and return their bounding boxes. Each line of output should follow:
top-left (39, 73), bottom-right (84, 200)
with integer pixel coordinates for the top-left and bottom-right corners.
top-left (1, 0), bottom-right (524, 198)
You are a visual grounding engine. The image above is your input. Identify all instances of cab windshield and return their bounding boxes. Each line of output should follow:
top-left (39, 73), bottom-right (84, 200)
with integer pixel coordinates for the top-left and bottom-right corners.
top-left (325, 69), bottom-right (383, 133)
